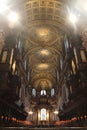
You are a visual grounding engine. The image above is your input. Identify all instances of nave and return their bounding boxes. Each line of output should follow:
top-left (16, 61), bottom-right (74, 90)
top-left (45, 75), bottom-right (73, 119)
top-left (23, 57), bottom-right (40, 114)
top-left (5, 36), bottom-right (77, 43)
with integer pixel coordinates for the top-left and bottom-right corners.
top-left (0, 0), bottom-right (87, 128)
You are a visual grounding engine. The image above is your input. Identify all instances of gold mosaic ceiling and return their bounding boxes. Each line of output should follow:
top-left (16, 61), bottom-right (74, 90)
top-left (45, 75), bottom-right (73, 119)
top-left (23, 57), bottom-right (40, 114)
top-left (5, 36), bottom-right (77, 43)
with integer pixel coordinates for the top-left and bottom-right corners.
top-left (21, 0), bottom-right (70, 90)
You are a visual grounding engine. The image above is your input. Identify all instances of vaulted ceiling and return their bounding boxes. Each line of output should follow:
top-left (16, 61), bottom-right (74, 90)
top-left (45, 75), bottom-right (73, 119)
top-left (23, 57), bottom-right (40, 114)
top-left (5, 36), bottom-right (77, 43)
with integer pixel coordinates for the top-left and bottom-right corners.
top-left (1, 0), bottom-right (86, 109)
top-left (20, 0), bottom-right (71, 90)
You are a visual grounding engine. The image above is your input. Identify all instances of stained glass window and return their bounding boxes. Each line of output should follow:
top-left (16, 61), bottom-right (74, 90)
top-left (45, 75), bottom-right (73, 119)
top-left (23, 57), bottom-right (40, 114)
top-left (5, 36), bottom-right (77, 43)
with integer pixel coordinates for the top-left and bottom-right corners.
top-left (41, 90), bottom-right (46, 95)
top-left (32, 88), bottom-right (36, 96)
top-left (51, 88), bottom-right (54, 96)
top-left (41, 108), bottom-right (46, 120)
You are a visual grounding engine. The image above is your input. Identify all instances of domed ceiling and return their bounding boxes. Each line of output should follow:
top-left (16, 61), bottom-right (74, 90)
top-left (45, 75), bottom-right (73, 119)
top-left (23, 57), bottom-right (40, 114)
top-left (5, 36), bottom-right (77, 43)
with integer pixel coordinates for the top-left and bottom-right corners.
top-left (28, 24), bottom-right (59, 45)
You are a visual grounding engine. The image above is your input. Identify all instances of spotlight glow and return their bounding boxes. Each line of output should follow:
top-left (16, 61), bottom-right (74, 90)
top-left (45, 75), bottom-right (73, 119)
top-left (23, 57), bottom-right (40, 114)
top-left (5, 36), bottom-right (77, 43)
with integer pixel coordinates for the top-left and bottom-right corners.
top-left (69, 13), bottom-right (77, 24)
top-left (54, 110), bottom-right (59, 115)
top-left (28, 111), bottom-right (33, 115)
top-left (8, 12), bottom-right (19, 23)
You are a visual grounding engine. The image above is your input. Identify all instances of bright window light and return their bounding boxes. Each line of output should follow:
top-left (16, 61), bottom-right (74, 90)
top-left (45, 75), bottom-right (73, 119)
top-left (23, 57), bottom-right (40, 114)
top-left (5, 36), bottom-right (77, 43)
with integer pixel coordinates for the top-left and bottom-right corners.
top-left (69, 13), bottom-right (77, 24)
top-left (41, 108), bottom-right (46, 120)
top-left (8, 12), bottom-right (19, 23)
top-left (0, 1), bottom-right (8, 12)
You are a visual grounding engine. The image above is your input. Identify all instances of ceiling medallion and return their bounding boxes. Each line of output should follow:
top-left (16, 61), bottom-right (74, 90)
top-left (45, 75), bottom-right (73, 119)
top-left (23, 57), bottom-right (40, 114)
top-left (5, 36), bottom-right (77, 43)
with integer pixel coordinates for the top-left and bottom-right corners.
top-left (39, 49), bottom-right (50, 56)
top-left (28, 24), bottom-right (58, 45)
top-left (38, 28), bottom-right (49, 36)
top-left (36, 63), bottom-right (49, 70)
top-left (36, 49), bottom-right (51, 60)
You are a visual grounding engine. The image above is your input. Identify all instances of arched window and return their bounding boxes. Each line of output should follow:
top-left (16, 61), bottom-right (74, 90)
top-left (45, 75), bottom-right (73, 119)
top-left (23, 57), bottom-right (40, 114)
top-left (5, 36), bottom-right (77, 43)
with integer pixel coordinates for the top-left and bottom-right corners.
top-left (65, 37), bottom-right (69, 49)
top-left (28, 71), bottom-right (30, 81)
top-left (18, 39), bottom-right (22, 53)
top-left (60, 57), bottom-right (63, 70)
top-left (41, 90), bottom-right (46, 96)
top-left (32, 88), bottom-right (36, 97)
top-left (64, 35), bottom-right (69, 53)
top-left (24, 59), bottom-right (27, 70)
top-left (57, 71), bottom-right (59, 81)
top-left (1, 50), bottom-right (7, 63)
top-left (41, 108), bottom-right (46, 120)
top-left (51, 88), bottom-right (54, 96)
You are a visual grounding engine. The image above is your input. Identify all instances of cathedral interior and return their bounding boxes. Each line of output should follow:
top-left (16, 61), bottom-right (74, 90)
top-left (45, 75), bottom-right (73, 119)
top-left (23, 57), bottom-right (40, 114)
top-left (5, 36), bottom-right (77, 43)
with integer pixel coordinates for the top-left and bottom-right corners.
top-left (0, 0), bottom-right (87, 128)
